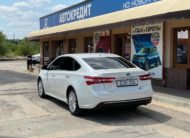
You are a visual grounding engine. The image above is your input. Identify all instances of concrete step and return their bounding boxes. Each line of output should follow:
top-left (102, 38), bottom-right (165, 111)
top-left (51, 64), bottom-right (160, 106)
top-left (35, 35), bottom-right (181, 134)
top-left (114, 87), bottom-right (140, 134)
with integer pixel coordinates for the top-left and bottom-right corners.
top-left (153, 86), bottom-right (190, 110)
top-left (0, 57), bottom-right (26, 61)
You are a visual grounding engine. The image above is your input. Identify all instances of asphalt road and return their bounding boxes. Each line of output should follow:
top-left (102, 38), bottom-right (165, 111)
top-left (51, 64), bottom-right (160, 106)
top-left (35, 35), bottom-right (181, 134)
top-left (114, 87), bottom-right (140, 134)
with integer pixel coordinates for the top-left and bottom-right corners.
top-left (0, 61), bottom-right (190, 138)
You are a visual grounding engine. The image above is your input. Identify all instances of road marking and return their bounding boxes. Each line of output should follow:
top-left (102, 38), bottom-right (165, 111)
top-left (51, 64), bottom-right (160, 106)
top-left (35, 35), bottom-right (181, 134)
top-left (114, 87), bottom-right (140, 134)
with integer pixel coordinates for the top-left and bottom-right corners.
top-left (0, 95), bottom-right (49, 122)
top-left (151, 124), bottom-right (190, 138)
top-left (29, 122), bottom-right (190, 138)
top-left (152, 100), bottom-right (190, 115)
top-left (0, 88), bottom-right (36, 92)
top-left (13, 95), bottom-right (49, 116)
top-left (30, 125), bottom-right (121, 138)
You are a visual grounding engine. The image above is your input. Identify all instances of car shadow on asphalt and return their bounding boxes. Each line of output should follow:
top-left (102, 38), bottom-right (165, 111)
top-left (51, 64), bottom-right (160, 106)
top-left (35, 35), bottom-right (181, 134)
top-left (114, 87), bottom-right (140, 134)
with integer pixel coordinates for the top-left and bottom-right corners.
top-left (0, 70), bottom-right (37, 85)
top-left (44, 96), bottom-right (171, 127)
top-left (44, 96), bottom-right (69, 110)
top-left (79, 106), bottom-right (171, 126)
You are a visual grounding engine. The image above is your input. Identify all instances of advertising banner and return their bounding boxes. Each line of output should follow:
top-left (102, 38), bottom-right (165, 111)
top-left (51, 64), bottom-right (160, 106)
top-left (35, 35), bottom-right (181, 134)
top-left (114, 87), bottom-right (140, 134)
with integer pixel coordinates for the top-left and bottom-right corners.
top-left (131, 23), bottom-right (163, 79)
top-left (94, 30), bottom-right (110, 53)
top-left (40, 0), bottom-right (160, 29)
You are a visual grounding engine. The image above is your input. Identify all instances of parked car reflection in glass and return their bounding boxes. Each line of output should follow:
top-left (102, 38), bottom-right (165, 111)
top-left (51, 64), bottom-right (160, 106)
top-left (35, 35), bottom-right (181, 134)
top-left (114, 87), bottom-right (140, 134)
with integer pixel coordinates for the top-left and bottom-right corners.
top-left (176, 45), bottom-right (187, 64)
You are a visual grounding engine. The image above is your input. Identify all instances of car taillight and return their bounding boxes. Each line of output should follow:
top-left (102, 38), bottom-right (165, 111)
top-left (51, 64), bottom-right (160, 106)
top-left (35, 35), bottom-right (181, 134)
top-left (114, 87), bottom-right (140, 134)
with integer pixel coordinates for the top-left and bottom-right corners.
top-left (84, 76), bottom-right (115, 85)
top-left (139, 74), bottom-right (151, 81)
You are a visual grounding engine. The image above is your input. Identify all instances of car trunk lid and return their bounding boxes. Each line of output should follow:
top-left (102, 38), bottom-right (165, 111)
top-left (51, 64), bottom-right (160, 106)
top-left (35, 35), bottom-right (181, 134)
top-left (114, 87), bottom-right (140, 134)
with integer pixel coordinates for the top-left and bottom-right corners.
top-left (93, 68), bottom-right (150, 93)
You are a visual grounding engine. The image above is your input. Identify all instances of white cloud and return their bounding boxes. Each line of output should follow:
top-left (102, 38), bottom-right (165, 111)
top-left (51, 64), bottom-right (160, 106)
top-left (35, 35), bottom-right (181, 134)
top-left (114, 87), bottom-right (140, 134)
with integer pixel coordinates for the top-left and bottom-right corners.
top-left (0, 0), bottom-right (82, 39)
top-left (0, 0), bottom-right (53, 39)
top-left (29, 0), bottom-right (52, 7)
top-left (0, 5), bottom-right (17, 12)
top-left (50, 4), bottom-right (67, 12)
top-left (12, 2), bottom-right (31, 9)
top-left (29, 0), bottom-right (51, 3)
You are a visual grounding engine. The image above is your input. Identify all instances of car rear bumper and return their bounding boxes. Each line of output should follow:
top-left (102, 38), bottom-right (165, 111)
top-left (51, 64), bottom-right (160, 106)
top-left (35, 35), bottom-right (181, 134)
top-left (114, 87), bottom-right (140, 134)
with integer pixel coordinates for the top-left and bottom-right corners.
top-left (95, 97), bottom-right (152, 109)
top-left (77, 88), bottom-right (153, 109)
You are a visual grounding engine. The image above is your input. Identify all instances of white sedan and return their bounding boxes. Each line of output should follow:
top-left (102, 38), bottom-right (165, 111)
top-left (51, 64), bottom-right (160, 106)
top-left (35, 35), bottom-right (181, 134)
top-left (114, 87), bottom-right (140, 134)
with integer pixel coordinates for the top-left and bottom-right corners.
top-left (37, 53), bottom-right (153, 115)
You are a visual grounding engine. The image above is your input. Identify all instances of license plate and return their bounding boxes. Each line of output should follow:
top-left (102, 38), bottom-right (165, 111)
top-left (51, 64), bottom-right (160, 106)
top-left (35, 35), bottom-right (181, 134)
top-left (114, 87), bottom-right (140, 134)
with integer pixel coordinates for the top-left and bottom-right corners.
top-left (116, 79), bottom-right (138, 87)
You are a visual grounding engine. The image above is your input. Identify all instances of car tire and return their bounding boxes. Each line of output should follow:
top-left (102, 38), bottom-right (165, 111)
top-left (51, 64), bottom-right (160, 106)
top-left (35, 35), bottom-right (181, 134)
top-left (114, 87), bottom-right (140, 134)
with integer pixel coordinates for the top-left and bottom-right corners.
top-left (68, 89), bottom-right (82, 116)
top-left (144, 60), bottom-right (149, 71)
top-left (37, 79), bottom-right (46, 98)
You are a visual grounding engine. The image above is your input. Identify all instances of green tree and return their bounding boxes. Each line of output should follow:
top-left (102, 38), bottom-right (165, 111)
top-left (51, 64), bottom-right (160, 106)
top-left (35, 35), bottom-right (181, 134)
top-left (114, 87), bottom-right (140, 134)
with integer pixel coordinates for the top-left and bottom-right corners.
top-left (0, 32), bottom-right (40, 57)
top-left (16, 39), bottom-right (40, 56)
top-left (0, 32), bottom-right (8, 56)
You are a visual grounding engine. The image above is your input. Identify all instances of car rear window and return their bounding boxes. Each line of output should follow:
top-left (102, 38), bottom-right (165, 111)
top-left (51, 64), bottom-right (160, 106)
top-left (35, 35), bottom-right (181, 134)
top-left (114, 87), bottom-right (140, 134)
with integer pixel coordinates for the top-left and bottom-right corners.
top-left (83, 57), bottom-right (136, 70)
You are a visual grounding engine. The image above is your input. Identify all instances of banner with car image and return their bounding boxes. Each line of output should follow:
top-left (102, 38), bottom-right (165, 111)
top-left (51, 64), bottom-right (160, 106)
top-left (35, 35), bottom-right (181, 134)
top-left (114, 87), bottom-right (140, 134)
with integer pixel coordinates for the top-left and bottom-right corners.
top-left (131, 23), bottom-right (163, 79)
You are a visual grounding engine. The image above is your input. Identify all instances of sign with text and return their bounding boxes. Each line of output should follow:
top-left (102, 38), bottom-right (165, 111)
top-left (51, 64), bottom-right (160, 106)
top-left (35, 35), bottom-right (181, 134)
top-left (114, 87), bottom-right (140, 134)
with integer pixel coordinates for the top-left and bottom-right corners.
top-left (40, 0), bottom-right (160, 29)
top-left (131, 23), bottom-right (163, 79)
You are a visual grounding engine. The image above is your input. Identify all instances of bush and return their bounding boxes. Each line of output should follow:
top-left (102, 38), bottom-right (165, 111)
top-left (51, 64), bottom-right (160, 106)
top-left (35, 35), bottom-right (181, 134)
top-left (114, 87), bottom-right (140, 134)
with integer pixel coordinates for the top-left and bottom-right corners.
top-left (16, 39), bottom-right (40, 56)
top-left (0, 32), bottom-right (40, 57)
top-left (0, 32), bottom-right (8, 56)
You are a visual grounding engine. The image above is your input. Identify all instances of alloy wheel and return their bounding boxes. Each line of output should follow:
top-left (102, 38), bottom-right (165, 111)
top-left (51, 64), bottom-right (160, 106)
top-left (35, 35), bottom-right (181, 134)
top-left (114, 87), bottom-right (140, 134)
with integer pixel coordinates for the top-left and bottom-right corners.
top-left (38, 81), bottom-right (43, 96)
top-left (68, 91), bottom-right (77, 113)
top-left (38, 80), bottom-right (46, 98)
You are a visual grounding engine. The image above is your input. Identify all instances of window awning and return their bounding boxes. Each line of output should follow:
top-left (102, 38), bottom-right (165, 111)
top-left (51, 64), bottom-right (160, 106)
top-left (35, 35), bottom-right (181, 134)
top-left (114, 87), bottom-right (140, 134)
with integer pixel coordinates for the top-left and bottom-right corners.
top-left (27, 0), bottom-right (190, 39)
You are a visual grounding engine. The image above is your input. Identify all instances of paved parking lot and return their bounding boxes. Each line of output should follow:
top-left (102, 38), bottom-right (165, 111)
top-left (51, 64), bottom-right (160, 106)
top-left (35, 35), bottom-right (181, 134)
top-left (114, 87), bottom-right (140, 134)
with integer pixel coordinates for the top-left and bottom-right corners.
top-left (0, 61), bottom-right (190, 138)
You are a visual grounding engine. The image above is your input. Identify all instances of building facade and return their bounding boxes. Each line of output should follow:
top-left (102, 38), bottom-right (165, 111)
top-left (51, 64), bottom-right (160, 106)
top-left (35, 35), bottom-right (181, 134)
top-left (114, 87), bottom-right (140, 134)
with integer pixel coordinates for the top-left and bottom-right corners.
top-left (28, 0), bottom-right (190, 89)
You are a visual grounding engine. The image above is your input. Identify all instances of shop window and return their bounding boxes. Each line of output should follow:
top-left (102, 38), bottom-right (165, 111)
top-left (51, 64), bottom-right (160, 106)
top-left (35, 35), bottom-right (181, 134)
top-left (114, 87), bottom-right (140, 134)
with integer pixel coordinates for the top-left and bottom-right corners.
top-left (43, 42), bottom-right (50, 65)
top-left (174, 28), bottom-right (190, 68)
top-left (55, 41), bottom-right (64, 57)
top-left (84, 37), bottom-right (93, 53)
top-left (94, 30), bottom-right (111, 53)
top-left (68, 39), bottom-right (76, 53)
top-left (95, 36), bottom-right (110, 53)
top-left (43, 42), bottom-right (49, 57)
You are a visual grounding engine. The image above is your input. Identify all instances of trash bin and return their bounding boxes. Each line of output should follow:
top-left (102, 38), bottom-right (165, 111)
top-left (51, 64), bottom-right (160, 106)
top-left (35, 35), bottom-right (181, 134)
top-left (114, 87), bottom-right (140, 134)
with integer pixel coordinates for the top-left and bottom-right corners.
top-left (27, 55), bottom-right (32, 70)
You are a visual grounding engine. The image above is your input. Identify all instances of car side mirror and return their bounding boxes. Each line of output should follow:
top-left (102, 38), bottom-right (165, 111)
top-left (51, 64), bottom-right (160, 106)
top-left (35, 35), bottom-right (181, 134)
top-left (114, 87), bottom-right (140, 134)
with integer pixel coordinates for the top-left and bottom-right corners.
top-left (42, 65), bottom-right (48, 70)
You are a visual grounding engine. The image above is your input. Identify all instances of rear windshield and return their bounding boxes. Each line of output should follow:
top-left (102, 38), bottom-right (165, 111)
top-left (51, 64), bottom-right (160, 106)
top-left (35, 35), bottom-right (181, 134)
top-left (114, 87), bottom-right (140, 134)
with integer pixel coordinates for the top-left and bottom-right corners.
top-left (83, 57), bottom-right (136, 70)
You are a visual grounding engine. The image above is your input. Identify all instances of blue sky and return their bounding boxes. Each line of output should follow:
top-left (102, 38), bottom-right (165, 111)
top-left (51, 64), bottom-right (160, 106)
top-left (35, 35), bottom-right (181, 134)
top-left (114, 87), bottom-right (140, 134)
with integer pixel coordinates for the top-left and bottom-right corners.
top-left (0, 0), bottom-right (82, 39)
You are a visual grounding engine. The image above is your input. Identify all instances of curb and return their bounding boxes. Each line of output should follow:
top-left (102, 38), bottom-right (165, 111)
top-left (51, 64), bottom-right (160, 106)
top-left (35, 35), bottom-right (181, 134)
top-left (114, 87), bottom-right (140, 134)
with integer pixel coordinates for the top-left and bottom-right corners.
top-left (153, 94), bottom-right (190, 109)
top-left (0, 58), bottom-right (26, 61)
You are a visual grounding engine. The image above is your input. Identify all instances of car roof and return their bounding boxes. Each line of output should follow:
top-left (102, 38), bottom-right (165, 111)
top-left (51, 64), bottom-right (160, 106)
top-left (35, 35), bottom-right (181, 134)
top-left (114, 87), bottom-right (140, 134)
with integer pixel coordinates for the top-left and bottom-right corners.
top-left (60, 53), bottom-right (120, 59)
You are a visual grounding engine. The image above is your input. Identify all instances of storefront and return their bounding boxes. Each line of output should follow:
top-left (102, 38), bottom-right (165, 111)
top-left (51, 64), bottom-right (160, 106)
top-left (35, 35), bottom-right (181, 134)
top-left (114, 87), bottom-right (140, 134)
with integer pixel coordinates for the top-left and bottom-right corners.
top-left (28, 0), bottom-right (190, 89)
top-left (164, 19), bottom-right (190, 89)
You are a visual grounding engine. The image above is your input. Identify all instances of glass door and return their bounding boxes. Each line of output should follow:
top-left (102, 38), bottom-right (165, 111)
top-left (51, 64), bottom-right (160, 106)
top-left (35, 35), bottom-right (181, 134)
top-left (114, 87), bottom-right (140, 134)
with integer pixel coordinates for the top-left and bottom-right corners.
top-left (68, 39), bottom-right (76, 53)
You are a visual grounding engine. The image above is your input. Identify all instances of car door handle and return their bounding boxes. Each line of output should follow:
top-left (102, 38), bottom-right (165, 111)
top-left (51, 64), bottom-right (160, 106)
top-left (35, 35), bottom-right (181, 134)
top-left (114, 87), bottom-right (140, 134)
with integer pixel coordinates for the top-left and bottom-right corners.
top-left (52, 75), bottom-right (55, 78)
top-left (66, 75), bottom-right (70, 78)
